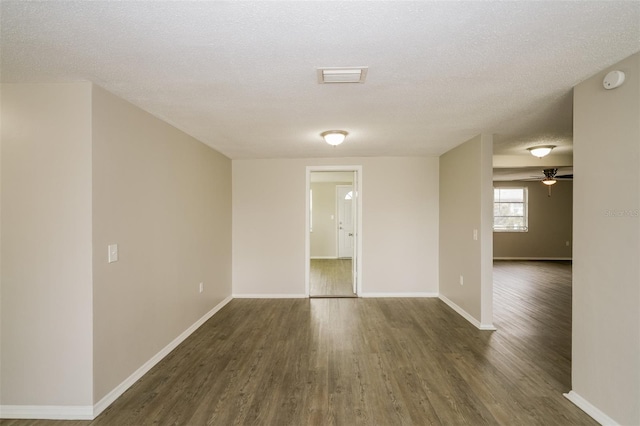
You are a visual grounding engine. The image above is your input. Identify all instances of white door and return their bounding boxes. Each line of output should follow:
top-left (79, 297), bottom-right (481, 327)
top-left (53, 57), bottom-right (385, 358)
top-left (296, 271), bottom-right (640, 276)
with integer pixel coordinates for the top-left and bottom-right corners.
top-left (337, 185), bottom-right (354, 259)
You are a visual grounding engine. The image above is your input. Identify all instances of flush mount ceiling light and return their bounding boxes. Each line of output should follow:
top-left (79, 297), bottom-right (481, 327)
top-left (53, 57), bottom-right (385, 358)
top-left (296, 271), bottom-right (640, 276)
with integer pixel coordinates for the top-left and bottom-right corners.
top-left (321, 130), bottom-right (348, 146)
top-left (317, 67), bottom-right (368, 84)
top-left (527, 145), bottom-right (556, 158)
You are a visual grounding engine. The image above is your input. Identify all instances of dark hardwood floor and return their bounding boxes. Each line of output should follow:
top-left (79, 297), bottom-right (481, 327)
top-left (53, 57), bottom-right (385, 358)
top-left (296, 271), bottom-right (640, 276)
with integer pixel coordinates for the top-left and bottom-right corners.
top-left (492, 260), bottom-right (574, 393)
top-left (309, 259), bottom-right (355, 297)
top-left (2, 260), bottom-right (595, 425)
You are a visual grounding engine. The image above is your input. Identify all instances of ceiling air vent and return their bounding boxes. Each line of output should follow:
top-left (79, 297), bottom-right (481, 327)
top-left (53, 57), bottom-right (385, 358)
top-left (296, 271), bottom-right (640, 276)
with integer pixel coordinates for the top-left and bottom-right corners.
top-left (317, 67), bottom-right (368, 84)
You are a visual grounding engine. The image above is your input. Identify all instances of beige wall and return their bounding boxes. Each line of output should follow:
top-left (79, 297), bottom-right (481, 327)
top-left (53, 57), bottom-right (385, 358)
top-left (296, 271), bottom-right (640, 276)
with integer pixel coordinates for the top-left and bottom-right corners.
top-left (571, 53), bottom-right (639, 424)
top-left (91, 85), bottom-right (232, 401)
top-left (310, 181), bottom-right (351, 258)
top-left (310, 182), bottom-right (337, 258)
top-left (493, 180), bottom-right (573, 259)
top-left (0, 83), bottom-right (232, 411)
top-left (232, 157), bottom-right (439, 296)
top-left (1, 84), bottom-right (94, 405)
top-left (439, 134), bottom-right (493, 327)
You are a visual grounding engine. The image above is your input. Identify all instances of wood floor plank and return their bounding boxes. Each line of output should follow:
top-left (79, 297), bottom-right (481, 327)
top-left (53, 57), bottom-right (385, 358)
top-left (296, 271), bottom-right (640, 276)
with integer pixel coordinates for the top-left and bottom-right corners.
top-left (2, 261), bottom-right (597, 425)
top-left (309, 259), bottom-right (355, 297)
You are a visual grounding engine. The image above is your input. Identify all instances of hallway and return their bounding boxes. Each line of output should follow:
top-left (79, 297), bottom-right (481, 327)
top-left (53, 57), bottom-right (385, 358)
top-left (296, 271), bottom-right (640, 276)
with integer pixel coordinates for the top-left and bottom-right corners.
top-left (309, 259), bottom-right (355, 297)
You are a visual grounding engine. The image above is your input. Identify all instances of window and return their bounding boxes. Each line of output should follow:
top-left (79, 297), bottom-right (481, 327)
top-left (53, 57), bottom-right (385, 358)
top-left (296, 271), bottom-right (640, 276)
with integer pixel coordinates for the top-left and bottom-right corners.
top-left (494, 187), bottom-right (528, 232)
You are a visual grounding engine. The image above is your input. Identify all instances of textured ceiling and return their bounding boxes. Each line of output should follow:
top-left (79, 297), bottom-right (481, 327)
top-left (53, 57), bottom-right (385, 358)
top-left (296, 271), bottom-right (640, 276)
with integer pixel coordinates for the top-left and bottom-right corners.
top-left (1, 1), bottom-right (639, 160)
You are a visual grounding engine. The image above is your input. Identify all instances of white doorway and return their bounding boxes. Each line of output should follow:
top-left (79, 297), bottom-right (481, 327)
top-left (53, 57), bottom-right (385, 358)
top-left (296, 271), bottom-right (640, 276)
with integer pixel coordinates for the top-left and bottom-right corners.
top-left (337, 185), bottom-right (354, 259)
top-left (306, 166), bottom-right (362, 297)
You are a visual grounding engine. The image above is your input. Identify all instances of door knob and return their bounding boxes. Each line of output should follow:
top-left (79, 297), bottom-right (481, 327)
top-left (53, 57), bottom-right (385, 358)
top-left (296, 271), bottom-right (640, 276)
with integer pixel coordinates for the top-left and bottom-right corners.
top-left (349, 233), bottom-right (353, 236)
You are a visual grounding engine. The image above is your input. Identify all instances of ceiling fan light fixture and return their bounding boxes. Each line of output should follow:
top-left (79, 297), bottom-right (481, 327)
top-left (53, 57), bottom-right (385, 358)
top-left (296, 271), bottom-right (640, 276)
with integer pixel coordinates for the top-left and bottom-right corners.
top-left (542, 178), bottom-right (557, 186)
top-left (528, 145), bottom-right (556, 158)
top-left (321, 130), bottom-right (348, 146)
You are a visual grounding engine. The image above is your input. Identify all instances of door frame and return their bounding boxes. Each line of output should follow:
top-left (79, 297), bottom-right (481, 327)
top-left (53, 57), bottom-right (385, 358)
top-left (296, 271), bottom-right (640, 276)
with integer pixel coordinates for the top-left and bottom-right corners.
top-left (305, 165), bottom-right (363, 297)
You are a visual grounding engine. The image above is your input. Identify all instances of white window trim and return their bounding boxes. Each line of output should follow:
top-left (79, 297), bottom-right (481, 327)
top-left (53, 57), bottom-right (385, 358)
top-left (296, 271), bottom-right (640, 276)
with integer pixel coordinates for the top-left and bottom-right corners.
top-left (493, 187), bottom-right (529, 232)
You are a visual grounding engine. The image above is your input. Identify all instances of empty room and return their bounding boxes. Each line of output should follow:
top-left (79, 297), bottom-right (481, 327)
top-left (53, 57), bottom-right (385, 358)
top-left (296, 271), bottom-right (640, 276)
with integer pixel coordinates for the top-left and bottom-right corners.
top-left (1, 2), bottom-right (639, 425)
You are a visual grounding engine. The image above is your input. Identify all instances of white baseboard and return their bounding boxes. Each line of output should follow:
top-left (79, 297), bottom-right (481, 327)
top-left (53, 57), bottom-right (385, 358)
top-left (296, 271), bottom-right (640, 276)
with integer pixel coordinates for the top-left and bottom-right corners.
top-left (0, 405), bottom-right (93, 420)
top-left (360, 292), bottom-right (439, 298)
top-left (563, 391), bottom-right (619, 425)
top-left (310, 256), bottom-right (338, 259)
top-left (1, 297), bottom-right (232, 420)
top-left (493, 257), bottom-right (572, 261)
top-left (92, 295), bottom-right (233, 419)
top-left (232, 293), bottom-right (307, 298)
top-left (438, 294), bottom-right (496, 331)
top-left (478, 323), bottom-right (497, 330)
top-left (234, 293), bottom-right (438, 299)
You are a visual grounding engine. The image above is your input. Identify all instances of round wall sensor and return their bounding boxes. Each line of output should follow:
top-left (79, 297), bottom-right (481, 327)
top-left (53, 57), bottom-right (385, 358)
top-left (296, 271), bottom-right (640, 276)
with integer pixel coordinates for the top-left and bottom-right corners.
top-left (603, 70), bottom-right (625, 90)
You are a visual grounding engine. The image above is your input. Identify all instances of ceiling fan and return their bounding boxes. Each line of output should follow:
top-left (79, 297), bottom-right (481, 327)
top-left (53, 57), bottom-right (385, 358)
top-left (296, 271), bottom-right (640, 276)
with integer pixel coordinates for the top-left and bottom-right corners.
top-left (536, 168), bottom-right (573, 185)
top-left (530, 168), bottom-right (573, 196)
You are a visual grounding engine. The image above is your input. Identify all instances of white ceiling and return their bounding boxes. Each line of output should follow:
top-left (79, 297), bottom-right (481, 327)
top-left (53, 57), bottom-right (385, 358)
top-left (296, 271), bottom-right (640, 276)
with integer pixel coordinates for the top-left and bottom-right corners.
top-left (1, 1), bottom-right (638, 160)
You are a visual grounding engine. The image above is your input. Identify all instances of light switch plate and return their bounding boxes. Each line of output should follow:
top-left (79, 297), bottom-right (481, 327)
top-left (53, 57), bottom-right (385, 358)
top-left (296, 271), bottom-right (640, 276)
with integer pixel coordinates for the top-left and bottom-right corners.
top-left (108, 244), bottom-right (118, 263)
